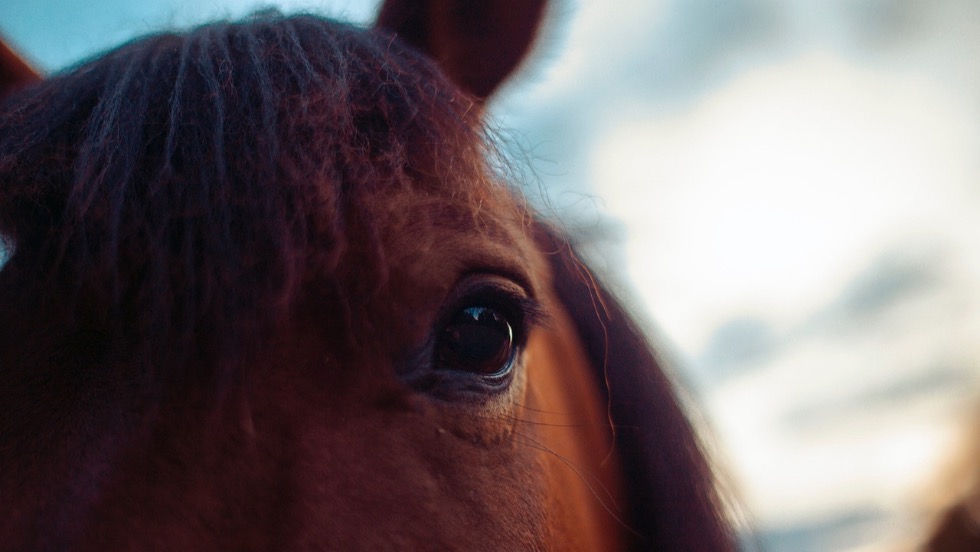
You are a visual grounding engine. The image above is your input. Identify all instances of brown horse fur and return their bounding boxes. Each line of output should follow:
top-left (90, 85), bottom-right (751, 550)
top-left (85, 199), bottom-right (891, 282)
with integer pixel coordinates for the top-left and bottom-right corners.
top-left (923, 409), bottom-right (980, 551)
top-left (0, 2), bottom-right (735, 550)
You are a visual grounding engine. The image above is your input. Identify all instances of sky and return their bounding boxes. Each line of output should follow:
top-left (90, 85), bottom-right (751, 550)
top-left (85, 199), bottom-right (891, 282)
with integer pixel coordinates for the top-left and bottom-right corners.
top-left (3, 1), bottom-right (980, 550)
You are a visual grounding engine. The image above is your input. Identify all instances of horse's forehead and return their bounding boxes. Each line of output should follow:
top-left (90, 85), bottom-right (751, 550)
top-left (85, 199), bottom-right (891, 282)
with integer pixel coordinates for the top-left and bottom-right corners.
top-left (373, 183), bottom-right (539, 285)
top-left (329, 181), bottom-right (542, 351)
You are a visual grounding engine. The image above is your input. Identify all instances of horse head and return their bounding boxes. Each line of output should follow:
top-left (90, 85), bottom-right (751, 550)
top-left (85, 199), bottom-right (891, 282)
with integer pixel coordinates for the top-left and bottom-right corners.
top-left (0, 1), bottom-right (734, 549)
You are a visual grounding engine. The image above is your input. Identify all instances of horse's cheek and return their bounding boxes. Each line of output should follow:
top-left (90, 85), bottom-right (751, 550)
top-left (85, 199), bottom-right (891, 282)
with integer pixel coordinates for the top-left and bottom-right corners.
top-left (279, 407), bottom-right (549, 549)
top-left (522, 295), bottom-right (629, 551)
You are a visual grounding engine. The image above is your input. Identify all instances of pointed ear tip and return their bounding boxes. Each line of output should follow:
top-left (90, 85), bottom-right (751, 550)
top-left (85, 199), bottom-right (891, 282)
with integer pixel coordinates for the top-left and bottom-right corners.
top-left (373, 0), bottom-right (551, 101)
top-left (0, 36), bottom-right (43, 97)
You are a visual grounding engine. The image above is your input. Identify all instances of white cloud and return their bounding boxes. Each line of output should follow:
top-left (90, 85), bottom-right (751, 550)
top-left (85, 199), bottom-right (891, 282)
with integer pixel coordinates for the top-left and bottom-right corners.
top-left (592, 52), bottom-right (980, 352)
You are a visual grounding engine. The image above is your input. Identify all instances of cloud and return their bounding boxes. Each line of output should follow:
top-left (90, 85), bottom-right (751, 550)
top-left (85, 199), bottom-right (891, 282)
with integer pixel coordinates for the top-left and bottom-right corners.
top-left (696, 316), bottom-right (781, 382)
top-left (749, 506), bottom-right (895, 552)
top-left (783, 363), bottom-right (974, 432)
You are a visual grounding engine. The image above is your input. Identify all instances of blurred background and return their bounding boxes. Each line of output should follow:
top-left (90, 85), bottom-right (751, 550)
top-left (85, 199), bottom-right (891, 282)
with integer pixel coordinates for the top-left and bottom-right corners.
top-left (3, 1), bottom-right (979, 550)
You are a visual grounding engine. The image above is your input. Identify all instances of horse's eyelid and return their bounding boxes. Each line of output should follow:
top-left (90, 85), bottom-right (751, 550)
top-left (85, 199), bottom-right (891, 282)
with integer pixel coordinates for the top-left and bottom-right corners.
top-left (455, 274), bottom-right (550, 330)
top-left (518, 296), bottom-right (552, 331)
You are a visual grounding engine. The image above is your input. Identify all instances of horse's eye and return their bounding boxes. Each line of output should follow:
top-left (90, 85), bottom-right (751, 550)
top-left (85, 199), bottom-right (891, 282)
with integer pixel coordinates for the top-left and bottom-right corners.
top-left (434, 306), bottom-right (515, 377)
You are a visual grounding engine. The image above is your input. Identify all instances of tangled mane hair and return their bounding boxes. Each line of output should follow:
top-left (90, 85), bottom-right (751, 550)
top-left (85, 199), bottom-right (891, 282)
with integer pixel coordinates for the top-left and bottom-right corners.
top-left (0, 13), bottom-right (494, 390)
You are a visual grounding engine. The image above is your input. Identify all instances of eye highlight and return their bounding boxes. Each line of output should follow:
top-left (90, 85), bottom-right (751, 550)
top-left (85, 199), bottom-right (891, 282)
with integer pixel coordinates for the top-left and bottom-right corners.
top-left (434, 306), bottom-right (515, 377)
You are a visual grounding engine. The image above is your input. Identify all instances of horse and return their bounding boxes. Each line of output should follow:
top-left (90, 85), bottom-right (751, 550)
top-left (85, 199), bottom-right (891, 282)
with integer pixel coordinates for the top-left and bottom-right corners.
top-left (0, 1), bottom-right (736, 549)
top-left (922, 408), bottom-right (980, 552)
top-left (927, 498), bottom-right (980, 551)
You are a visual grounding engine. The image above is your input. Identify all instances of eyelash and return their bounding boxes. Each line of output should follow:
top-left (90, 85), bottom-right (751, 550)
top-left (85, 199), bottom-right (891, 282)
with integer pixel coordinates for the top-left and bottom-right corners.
top-left (440, 286), bottom-right (546, 348)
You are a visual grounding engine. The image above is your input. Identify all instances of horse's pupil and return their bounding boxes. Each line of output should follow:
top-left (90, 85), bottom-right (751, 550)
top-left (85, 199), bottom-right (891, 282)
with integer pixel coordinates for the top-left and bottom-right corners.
top-left (436, 306), bottom-right (514, 376)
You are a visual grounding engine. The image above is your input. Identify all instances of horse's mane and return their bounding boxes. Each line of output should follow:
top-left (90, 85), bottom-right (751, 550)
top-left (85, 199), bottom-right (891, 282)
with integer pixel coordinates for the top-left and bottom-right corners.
top-left (0, 13), bottom-right (490, 390)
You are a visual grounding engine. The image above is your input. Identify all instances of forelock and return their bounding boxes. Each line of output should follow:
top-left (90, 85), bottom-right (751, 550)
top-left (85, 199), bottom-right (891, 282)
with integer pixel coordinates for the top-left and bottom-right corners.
top-left (0, 12), bottom-right (491, 386)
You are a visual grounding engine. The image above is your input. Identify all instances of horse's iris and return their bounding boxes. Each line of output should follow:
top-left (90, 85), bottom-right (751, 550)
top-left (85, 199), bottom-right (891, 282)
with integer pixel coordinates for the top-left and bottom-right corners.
top-left (435, 306), bottom-right (515, 376)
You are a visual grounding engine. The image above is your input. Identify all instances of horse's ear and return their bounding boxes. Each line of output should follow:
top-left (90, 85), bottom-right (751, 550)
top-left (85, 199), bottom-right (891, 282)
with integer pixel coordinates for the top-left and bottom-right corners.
top-left (375, 0), bottom-right (548, 100)
top-left (0, 36), bottom-right (41, 99)
top-left (534, 224), bottom-right (737, 550)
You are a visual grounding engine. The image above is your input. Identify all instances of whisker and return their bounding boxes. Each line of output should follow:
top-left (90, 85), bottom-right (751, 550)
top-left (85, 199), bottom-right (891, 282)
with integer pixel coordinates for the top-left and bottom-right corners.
top-left (473, 410), bottom-right (630, 430)
top-left (511, 430), bottom-right (641, 538)
top-left (565, 248), bottom-right (619, 468)
top-left (471, 410), bottom-right (640, 432)
top-left (496, 413), bottom-right (588, 428)
top-left (512, 429), bottom-right (621, 514)
top-left (512, 401), bottom-right (577, 416)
